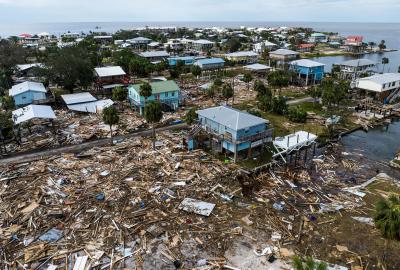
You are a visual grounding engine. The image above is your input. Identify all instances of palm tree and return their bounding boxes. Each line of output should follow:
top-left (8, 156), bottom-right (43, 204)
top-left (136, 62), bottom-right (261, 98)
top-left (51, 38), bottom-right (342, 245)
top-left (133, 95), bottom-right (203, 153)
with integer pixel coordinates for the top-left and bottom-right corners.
top-left (112, 86), bottom-right (127, 110)
top-left (292, 256), bottom-right (327, 270)
top-left (102, 106), bottom-right (119, 138)
top-left (382, 57), bottom-right (389, 73)
top-left (144, 101), bottom-right (163, 150)
top-left (222, 83), bottom-right (234, 105)
top-left (243, 72), bottom-right (253, 91)
top-left (374, 195), bottom-right (400, 240)
top-left (139, 82), bottom-right (152, 114)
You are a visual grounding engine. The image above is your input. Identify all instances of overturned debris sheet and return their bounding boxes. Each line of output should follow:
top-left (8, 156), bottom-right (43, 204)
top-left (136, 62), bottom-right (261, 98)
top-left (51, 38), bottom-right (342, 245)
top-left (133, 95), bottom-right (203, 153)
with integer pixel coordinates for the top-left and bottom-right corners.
top-left (179, 198), bottom-right (216, 216)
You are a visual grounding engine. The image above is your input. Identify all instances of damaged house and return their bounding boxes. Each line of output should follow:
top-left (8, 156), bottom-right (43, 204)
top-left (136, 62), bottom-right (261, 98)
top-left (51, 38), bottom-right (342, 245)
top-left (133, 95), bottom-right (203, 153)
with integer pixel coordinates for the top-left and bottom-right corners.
top-left (192, 106), bottom-right (273, 162)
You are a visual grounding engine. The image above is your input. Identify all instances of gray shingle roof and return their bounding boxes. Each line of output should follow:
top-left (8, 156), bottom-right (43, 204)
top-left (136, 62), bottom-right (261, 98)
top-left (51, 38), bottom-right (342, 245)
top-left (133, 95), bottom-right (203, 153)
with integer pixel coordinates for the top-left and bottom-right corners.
top-left (197, 106), bottom-right (268, 131)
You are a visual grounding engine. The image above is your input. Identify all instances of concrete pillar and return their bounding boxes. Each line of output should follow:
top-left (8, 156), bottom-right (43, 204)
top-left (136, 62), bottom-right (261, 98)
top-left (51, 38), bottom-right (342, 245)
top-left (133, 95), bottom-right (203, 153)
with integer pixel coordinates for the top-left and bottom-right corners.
top-left (234, 144), bottom-right (238, 163)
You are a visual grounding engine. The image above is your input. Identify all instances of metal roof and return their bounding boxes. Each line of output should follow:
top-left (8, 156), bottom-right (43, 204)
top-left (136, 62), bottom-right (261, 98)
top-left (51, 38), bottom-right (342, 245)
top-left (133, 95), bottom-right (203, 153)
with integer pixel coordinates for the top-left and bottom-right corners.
top-left (244, 63), bottom-right (272, 70)
top-left (195, 58), bottom-right (225, 65)
top-left (225, 51), bottom-right (259, 57)
top-left (95, 66), bottom-right (126, 77)
top-left (290, 59), bottom-right (325, 68)
top-left (193, 39), bottom-right (214, 45)
top-left (270, 49), bottom-right (299, 56)
top-left (16, 63), bottom-right (43, 72)
top-left (67, 99), bottom-right (114, 113)
top-left (9, 81), bottom-right (47, 97)
top-left (139, 51), bottom-right (170, 58)
top-left (12, 105), bottom-right (56, 125)
top-left (340, 59), bottom-right (376, 67)
top-left (61, 92), bottom-right (97, 105)
top-left (358, 73), bottom-right (400, 85)
top-left (130, 80), bottom-right (180, 95)
top-left (196, 106), bottom-right (268, 131)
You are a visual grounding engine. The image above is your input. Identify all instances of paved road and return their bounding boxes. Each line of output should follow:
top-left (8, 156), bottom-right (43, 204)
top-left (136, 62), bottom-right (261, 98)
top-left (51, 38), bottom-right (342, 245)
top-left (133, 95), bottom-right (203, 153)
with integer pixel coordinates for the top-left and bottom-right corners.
top-left (286, 97), bottom-right (318, 105)
top-left (0, 124), bottom-right (188, 165)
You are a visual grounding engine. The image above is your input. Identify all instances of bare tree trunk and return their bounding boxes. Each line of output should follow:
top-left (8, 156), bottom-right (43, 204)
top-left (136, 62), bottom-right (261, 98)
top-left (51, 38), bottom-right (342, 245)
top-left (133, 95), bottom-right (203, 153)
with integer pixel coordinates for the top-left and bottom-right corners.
top-left (152, 125), bottom-right (156, 150)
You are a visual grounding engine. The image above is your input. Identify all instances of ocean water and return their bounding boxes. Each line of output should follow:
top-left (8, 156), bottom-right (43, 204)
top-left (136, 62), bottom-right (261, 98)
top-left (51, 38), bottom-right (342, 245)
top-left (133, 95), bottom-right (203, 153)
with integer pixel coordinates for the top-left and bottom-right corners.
top-left (0, 21), bottom-right (399, 72)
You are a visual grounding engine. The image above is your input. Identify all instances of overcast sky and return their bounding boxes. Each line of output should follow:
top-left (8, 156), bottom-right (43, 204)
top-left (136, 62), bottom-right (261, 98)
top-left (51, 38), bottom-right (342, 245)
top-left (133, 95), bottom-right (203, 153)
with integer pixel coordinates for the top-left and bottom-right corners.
top-left (0, 0), bottom-right (399, 23)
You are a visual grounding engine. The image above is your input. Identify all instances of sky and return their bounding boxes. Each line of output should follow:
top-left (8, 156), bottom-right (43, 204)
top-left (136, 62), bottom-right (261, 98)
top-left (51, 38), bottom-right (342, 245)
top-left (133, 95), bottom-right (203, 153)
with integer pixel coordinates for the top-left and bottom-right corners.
top-left (0, 0), bottom-right (399, 23)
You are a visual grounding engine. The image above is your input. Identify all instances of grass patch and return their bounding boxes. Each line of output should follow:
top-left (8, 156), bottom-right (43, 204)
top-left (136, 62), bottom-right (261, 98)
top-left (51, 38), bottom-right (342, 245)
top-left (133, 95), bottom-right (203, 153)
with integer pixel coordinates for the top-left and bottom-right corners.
top-left (238, 148), bottom-right (273, 169)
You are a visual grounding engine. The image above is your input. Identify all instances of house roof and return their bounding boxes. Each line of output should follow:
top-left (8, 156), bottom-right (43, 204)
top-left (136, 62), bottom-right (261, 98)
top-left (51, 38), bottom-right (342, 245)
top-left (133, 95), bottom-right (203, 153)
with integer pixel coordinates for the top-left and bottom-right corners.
top-left (130, 80), bottom-right (180, 95)
top-left (195, 58), bottom-right (225, 65)
top-left (311, 33), bottom-right (326, 37)
top-left (244, 63), bottom-right (272, 71)
top-left (196, 106), bottom-right (268, 131)
top-left (9, 81), bottom-right (47, 97)
top-left (168, 56), bottom-right (196, 61)
top-left (131, 37), bottom-right (152, 42)
top-left (193, 39), bottom-right (214, 45)
top-left (225, 51), bottom-right (259, 57)
top-left (270, 49), bottom-right (299, 56)
top-left (67, 99), bottom-right (114, 113)
top-left (16, 63), bottom-right (43, 72)
top-left (95, 66), bottom-right (126, 77)
top-left (298, 44), bottom-right (315, 49)
top-left (139, 51), bottom-right (170, 58)
top-left (358, 73), bottom-right (400, 85)
top-left (264, 41), bottom-right (276, 46)
top-left (340, 59), bottom-right (376, 67)
top-left (12, 105), bottom-right (56, 125)
top-left (290, 59), bottom-right (325, 68)
top-left (61, 92), bottom-right (97, 105)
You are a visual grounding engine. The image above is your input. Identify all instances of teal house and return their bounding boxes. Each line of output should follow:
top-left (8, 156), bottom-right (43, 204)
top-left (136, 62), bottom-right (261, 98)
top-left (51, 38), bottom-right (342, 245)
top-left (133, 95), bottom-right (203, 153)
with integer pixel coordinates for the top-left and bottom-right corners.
top-left (290, 59), bottom-right (325, 86)
top-left (9, 81), bottom-right (47, 106)
top-left (128, 80), bottom-right (181, 114)
top-left (168, 56), bottom-right (196, 66)
top-left (195, 106), bottom-right (273, 162)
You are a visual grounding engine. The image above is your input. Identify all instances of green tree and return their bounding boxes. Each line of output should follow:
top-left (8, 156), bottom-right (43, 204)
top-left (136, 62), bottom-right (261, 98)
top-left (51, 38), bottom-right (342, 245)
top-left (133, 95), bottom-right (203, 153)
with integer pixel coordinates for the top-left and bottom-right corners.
top-left (45, 46), bottom-right (94, 93)
top-left (112, 86), bottom-right (127, 109)
top-left (102, 106), bottom-right (119, 138)
top-left (140, 82), bottom-right (153, 109)
top-left (169, 67), bottom-right (181, 79)
top-left (213, 78), bottom-right (223, 87)
top-left (258, 94), bottom-right (272, 111)
top-left (185, 107), bottom-right (198, 125)
top-left (243, 73), bottom-right (253, 91)
top-left (191, 65), bottom-right (202, 78)
top-left (292, 256), bottom-right (327, 270)
top-left (320, 78), bottom-right (347, 108)
top-left (307, 86), bottom-right (322, 104)
top-left (374, 195), bottom-right (400, 240)
top-left (222, 83), bottom-right (234, 104)
top-left (225, 38), bottom-right (241, 52)
top-left (382, 57), bottom-right (389, 73)
top-left (144, 101), bottom-right (163, 150)
top-left (331, 65), bottom-right (341, 78)
top-left (271, 96), bottom-right (288, 115)
top-left (0, 95), bottom-right (15, 111)
top-left (254, 80), bottom-right (271, 96)
top-left (378, 40), bottom-right (386, 51)
top-left (268, 70), bottom-right (289, 95)
top-left (288, 106), bottom-right (307, 123)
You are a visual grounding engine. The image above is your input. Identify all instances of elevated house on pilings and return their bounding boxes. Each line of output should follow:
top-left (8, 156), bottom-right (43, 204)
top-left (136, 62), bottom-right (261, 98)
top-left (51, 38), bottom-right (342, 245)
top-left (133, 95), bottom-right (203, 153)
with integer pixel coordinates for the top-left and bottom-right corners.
top-left (289, 59), bottom-right (325, 86)
top-left (272, 131), bottom-right (318, 165)
top-left (189, 106), bottom-right (273, 163)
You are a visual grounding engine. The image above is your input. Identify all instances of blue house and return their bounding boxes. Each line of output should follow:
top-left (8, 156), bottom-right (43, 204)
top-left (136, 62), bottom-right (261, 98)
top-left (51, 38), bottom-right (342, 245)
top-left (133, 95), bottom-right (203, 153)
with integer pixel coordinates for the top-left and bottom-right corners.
top-left (9, 81), bottom-right (47, 106)
top-left (290, 59), bottom-right (325, 86)
top-left (195, 106), bottom-right (273, 162)
top-left (168, 56), bottom-right (196, 66)
top-left (194, 58), bottom-right (225, 70)
top-left (128, 80), bottom-right (180, 115)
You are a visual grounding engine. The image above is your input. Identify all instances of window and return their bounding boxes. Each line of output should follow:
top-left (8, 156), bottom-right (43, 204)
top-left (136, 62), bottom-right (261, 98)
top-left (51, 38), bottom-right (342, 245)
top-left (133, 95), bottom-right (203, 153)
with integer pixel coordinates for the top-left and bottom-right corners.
top-left (171, 92), bottom-right (175, 97)
top-left (392, 82), bottom-right (396, 87)
top-left (165, 92), bottom-right (169, 97)
top-left (383, 84), bottom-right (386, 89)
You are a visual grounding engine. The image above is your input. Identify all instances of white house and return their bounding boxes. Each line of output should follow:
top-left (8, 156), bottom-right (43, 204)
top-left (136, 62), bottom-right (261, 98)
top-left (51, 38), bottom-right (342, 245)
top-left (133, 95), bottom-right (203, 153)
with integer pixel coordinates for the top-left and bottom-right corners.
top-left (356, 73), bottom-right (400, 102)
